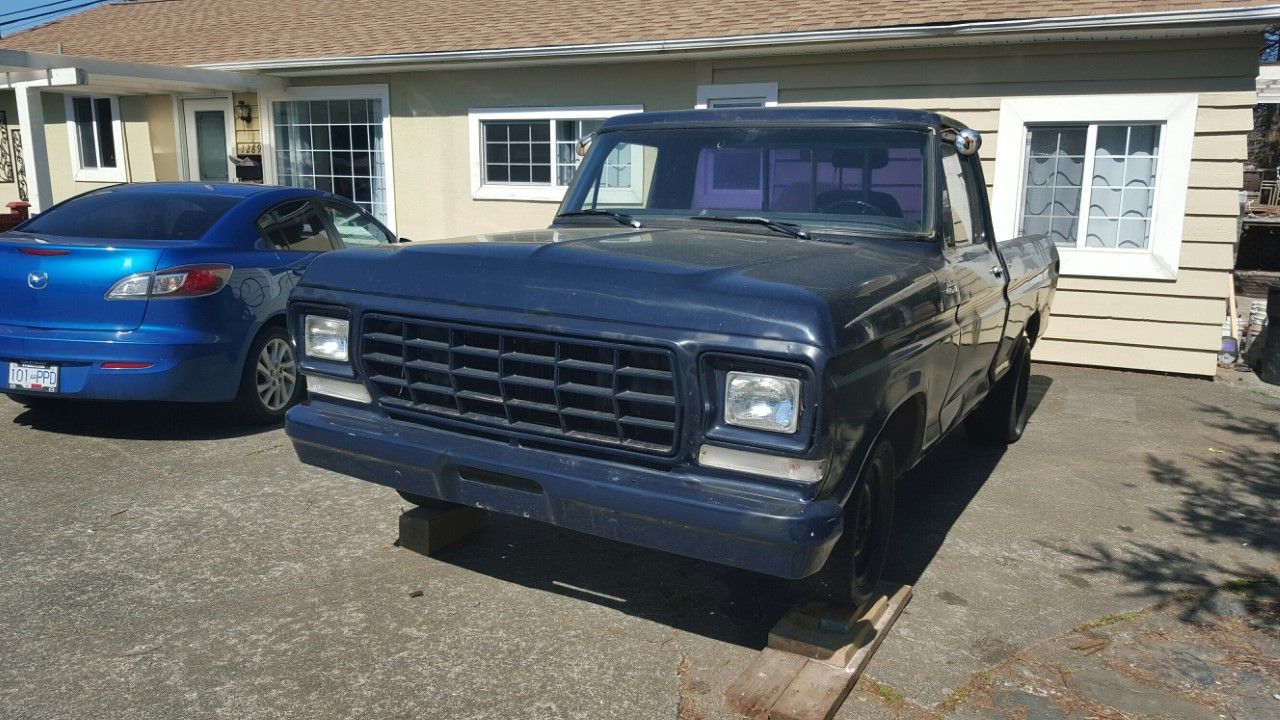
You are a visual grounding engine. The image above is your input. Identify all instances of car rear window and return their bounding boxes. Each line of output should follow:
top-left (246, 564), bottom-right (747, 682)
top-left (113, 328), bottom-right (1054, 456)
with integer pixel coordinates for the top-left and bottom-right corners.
top-left (20, 191), bottom-right (242, 240)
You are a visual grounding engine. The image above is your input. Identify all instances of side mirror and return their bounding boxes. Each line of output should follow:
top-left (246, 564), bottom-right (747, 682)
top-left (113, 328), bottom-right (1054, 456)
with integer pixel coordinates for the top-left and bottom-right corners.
top-left (398, 237), bottom-right (412, 243)
top-left (952, 128), bottom-right (982, 156)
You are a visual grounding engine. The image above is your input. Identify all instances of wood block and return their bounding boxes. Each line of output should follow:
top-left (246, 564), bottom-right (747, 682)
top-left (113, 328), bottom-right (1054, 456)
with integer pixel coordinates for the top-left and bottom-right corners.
top-left (768, 593), bottom-right (890, 667)
top-left (397, 502), bottom-right (487, 557)
top-left (767, 661), bottom-right (855, 720)
top-left (726, 582), bottom-right (913, 720)
top-left (724, 649), bottom-right (808, 718)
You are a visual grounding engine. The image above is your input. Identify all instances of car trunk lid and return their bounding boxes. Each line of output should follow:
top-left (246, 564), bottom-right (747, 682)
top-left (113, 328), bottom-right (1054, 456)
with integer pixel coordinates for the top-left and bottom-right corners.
top-left (0, 233), bottom-right (169, 331)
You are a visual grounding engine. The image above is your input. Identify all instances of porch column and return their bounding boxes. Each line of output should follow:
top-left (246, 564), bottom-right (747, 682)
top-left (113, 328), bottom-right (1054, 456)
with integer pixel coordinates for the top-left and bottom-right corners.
top-left (14, 85), bottom-right (52, 213)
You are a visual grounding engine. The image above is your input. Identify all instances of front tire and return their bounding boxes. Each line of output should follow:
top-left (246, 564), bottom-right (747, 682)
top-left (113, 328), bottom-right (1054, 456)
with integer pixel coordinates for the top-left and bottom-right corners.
top-left (965, 332), bottom-right (1032, 444)
top-left (802, 440), bottom-right (897, 606)
top-left (235, 326), bottom-right (303, 424)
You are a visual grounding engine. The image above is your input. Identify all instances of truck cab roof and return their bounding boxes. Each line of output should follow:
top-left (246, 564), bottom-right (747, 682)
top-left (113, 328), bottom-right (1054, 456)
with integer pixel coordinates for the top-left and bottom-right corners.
top-left (600, 107), bottom-right (969, 132)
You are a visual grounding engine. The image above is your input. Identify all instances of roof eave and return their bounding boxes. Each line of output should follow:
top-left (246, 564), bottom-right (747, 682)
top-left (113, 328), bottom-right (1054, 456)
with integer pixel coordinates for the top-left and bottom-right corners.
top-left (191, 5), bottom-right (1280, 75)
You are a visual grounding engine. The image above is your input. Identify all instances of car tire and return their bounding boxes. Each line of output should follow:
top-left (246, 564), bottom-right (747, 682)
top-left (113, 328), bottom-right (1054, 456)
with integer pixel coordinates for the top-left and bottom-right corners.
top-left (801, 439), bottom-right (896, 607)
top-left (965, 332), bottom-right (1032, 444)
top-left (235, 326), bottom-right (303, 424)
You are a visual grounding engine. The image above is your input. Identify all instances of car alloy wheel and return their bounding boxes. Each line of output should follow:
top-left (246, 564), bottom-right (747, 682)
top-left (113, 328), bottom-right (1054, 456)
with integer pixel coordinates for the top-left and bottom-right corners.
top-left (255, 337), bottom-right (297, 412)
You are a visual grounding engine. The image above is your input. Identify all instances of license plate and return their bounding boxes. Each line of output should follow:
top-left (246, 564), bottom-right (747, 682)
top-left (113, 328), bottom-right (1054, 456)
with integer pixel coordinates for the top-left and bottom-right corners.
top-left (7, 362), bottom-right (59, 393)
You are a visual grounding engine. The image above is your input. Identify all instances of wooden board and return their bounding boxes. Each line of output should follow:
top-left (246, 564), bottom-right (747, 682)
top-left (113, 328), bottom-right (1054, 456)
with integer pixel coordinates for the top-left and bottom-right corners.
top-left (724, 583), bottom-right (912, 720)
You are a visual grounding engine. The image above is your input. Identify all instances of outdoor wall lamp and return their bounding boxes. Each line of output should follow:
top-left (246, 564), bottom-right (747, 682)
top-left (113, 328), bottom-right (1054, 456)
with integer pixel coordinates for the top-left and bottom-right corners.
top-left (236, 100), bottom-right (253, 125)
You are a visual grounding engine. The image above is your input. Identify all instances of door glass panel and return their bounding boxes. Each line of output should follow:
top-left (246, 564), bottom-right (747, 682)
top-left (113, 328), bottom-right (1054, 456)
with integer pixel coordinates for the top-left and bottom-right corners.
top-left (256, 200), bottom-right (336, 252)
top-left (194, 110), bottom-right (228, 181)
top-left (324, 202), bottom-right (392, 246)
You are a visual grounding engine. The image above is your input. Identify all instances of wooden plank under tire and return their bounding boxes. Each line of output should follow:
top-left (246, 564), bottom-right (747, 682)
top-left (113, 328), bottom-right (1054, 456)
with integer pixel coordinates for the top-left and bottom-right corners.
top-left (724, 582), bottom-right (912, 720)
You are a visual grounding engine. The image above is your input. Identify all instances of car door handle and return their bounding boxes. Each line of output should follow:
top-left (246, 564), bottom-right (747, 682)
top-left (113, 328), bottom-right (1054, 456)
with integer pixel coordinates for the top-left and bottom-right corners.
top-left (990, 266), bottom-right (1004, 278)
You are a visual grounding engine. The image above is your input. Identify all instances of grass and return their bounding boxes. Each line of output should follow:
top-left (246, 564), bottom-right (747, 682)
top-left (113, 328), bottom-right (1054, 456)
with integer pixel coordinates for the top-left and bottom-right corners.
top-left (871, 681), bottom-right (905, 706)
top-left (1076, 610), bottom-right (1140, 632)
top-left (1221, 575), bottom-right (1276, 598)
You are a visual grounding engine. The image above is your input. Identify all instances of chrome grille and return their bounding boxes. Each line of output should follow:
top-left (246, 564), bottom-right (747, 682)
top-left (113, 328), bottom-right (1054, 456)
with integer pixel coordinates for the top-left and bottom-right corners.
top-left (360, 315), bottom-right (680, 455)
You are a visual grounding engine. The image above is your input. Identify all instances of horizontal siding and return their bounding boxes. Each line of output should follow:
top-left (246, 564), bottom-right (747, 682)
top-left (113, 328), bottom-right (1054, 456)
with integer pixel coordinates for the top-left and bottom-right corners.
top-left (1058, 270), bottom-right (1227, 298)
top-left (1051, 290), bottom-right (1223, 325)
top-left (1192, 133), bottom-right (1248, 161)
top-left (1042, 316), bottom-right (1221, 351)
top-left (1189, 161), bottom-right (1243, 189)
top-left (718, 35), bottom-right (1255, 378)
top-left (1195, 106), bottom-right (1254, 133)
top-left (1033, 339), bottom-right (1218, 376)
top-left (1179, 242), bottom-right (1235, 270)
top-left (1182, 215), bottom-right (1239, 243)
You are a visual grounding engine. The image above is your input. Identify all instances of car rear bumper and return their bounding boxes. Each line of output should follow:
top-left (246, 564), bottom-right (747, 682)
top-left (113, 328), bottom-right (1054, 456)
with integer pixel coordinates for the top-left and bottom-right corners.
top-left (0, 323), bottom-right (242, 402)
top-left (286, 399), bottom-right (844, 579)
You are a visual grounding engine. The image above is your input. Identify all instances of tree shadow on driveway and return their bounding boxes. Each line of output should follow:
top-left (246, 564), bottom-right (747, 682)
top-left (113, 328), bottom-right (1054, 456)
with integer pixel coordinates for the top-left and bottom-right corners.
top-left (406, 373), bottom-right (1055, 648)
top-left (1053, 399), bottom-right (1280, 625)
top-left (7, 398), bottom-right (274, 441)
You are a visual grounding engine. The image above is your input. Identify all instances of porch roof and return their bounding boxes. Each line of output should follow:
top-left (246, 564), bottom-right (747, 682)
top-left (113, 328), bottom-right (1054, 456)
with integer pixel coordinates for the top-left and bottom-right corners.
top-left (0, 48), bottom-right (283, 94)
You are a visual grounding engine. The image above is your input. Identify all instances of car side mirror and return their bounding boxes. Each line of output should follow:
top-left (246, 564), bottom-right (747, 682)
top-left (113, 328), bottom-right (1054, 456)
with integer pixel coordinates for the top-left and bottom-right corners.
top-left (398, 237), bottom-right (412, 243)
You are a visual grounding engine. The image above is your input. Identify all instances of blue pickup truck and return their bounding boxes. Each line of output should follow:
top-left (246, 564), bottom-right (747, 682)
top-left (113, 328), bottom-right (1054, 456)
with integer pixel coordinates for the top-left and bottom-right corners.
top-left (285, 108), bottom-right (1057, 604)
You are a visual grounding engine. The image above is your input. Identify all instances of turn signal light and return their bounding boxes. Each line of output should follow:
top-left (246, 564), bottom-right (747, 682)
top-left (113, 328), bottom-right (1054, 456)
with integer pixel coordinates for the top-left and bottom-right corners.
top-left (106, 264), bottom-right (233, 300)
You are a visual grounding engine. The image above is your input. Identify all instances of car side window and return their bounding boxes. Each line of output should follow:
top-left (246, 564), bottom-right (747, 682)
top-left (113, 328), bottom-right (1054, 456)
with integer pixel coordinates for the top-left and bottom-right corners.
top-left (256, 199), bottom-right (338, 252)
top-left (322, 201), bottom-right (393, 247)
top-left (940, 144), bottom-right (981, 248)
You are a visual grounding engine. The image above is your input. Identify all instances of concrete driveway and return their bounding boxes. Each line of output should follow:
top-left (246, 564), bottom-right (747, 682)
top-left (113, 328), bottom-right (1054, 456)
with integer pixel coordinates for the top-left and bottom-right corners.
top-left (0, 364), bottom-right (1276, 720)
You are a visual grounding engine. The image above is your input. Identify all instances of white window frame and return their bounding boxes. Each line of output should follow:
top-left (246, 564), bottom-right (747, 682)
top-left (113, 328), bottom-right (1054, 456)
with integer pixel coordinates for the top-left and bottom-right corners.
top-left (695, 82), bottom-right (778, 109)
top-left (991, 94), bottom-right (1197, 281)
top-left (468, 105), bottom-right (643, 202)
top-left (258, 84), bottom-right (397, 233)
top-left (64, 94), bottom-right (127, 183)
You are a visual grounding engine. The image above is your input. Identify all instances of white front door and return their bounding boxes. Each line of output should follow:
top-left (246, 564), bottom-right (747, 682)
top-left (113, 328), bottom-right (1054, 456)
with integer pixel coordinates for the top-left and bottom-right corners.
top-left (182, 98), bottom-right (234, 182)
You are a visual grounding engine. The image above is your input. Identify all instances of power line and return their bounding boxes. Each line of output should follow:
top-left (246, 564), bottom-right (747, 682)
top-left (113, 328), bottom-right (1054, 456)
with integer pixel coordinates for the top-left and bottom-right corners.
top-left (0, 0), bottom-right (111, 29)
top-left (0, 0), bottom-right (86, 20)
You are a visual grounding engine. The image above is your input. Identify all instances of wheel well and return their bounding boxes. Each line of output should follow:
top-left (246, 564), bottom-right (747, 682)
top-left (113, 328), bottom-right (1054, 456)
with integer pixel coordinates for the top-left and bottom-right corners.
top-left (1025, 312), bottom-right (1042, 348)
top-left (241, 315), bottom-right (288, 366)
top-left (880, 393), bottom-right (926, 473)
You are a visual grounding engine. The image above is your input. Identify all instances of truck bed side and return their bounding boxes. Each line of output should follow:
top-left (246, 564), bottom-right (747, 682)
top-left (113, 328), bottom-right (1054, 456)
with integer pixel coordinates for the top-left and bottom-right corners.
top-left (992, 233), bottom-right (1059, 380)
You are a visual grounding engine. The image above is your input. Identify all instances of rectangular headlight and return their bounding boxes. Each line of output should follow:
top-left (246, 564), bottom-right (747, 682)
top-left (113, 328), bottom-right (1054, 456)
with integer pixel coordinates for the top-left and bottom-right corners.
top-left (725, 371), bottom-right (801, 434)
top-left (304, 316), bottom-right (350, 362)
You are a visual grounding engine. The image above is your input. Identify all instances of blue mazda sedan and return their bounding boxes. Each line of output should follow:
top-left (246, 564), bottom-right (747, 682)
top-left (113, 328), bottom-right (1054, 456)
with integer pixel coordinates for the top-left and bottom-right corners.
top-left (1, 183), bottom-right (398, 422)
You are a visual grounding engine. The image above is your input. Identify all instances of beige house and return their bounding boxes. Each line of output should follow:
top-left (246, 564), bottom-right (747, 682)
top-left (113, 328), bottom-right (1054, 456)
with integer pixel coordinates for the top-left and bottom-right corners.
top-left (0, 0), bottom-right (1275, 377)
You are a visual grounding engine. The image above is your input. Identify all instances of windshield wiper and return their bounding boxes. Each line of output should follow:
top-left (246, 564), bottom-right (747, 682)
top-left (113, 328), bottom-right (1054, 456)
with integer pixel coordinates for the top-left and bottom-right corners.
top-left (691, 215), bottom-right (810, 239)
top-left (555, 209), bottom-right (642, 228)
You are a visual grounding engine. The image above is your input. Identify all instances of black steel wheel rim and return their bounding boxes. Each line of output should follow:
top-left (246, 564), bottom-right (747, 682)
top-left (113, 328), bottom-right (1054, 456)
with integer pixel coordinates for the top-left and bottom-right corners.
top-left (851, 462), bottom-right (884, 589)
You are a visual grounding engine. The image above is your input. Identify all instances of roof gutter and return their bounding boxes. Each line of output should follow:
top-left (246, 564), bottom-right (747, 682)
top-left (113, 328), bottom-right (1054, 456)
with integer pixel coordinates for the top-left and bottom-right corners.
top-left (194, 5), bottom-right (1280, 73)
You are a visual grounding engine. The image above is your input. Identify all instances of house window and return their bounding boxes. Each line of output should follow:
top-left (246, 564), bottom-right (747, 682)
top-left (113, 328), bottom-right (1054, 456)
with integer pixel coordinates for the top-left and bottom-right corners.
top-left (65, 95), bottom-right (125, 182)
top-left (992, 94), bottom-right (1197, 280)
top-left (1020, 123), bottom-right (1161, 250)
top-left (267, 85), bottom-right (394, 227)
top-left (468, 106), bottom-right (643, 202)
top-left (695, 83), bottom-right (779, 109)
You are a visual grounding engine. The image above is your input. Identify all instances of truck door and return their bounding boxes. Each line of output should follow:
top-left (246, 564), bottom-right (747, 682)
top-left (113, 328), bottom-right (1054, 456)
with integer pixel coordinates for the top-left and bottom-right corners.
top-left (937, 143), bottom-right (1008, 431)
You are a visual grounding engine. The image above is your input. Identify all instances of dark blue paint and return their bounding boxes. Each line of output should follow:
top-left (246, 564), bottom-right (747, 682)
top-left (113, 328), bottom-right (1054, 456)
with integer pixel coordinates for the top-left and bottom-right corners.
top-left (0, 182), bottom-right (388, 404)
top-left (285, 109), bottom-right (1058, 578)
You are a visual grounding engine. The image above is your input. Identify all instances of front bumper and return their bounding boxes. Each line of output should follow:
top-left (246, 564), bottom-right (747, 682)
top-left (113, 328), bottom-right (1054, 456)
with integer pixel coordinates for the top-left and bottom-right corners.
top-left (287, 399), bottom-right (844, 579)
top-left (0, 323), bottom-right (241, 402)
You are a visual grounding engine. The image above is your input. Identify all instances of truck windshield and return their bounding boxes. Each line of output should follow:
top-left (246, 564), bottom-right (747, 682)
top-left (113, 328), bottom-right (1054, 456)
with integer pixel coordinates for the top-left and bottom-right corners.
top-left (559, 126), bottom-right (932, 237)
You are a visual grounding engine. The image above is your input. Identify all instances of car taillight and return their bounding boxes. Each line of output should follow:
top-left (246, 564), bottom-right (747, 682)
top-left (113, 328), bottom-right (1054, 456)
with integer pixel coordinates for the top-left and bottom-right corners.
top-left (106, 264), bottom-right (233, 300)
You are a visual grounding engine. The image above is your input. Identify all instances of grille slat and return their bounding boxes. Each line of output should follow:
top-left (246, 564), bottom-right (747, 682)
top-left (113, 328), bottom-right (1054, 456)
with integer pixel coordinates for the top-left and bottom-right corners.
top-left (360, 315), bottom-right (679, 455)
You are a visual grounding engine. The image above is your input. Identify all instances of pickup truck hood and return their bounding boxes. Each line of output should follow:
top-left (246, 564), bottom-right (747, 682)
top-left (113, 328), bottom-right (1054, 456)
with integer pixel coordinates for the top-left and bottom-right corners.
top-left (299, 227), bottom-right (944, 349)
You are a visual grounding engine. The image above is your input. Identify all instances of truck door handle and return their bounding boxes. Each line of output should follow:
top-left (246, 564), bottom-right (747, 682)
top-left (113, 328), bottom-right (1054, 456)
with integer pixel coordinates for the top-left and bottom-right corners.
top-left (990, 266), bottom-right (1004, 278)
